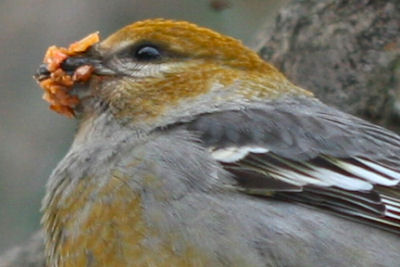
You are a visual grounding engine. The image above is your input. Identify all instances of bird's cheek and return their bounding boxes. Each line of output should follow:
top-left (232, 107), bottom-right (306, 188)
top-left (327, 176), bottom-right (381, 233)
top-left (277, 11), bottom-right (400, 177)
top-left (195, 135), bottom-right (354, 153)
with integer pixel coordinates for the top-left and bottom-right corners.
top-left (87, 76), bottom-right (128, 108)
top-left (67, 75), bottom-right (109, 111)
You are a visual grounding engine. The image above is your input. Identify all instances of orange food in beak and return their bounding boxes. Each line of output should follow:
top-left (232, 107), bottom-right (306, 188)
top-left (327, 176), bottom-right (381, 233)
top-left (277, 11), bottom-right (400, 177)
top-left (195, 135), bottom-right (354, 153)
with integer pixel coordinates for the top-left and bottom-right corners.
top-left (37, 32), bottom-right (100, 117)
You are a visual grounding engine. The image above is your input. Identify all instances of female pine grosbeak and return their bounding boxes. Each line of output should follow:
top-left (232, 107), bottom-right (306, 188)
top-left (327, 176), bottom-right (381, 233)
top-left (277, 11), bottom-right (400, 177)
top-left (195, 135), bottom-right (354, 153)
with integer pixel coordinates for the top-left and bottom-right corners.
top-left (36, 19), bottom-right (400, 267)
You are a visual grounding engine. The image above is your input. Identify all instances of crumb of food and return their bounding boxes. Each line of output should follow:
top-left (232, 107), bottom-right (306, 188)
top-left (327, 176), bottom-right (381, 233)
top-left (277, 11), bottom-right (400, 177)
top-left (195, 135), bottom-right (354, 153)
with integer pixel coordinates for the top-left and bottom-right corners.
top-left (43, 46), bottom-right (69, 72)
top-left (72, 65), bottom-right (95, 82)
top-left (68, 33), bottom-right (100, 54)
top-left (38, 32), bottom-right (100, 117)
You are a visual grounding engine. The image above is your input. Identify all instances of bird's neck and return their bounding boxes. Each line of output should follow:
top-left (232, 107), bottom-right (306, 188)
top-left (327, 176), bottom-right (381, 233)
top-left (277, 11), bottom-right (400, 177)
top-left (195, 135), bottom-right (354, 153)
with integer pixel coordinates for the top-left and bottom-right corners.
top-left (72, 111), bottom-right (149, 149)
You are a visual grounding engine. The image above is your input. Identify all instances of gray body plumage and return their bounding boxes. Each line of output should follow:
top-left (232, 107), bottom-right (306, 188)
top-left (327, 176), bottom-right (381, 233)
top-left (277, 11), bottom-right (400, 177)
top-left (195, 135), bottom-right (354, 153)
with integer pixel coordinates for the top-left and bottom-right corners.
top-left (44, 96), bottom-right (400, 266)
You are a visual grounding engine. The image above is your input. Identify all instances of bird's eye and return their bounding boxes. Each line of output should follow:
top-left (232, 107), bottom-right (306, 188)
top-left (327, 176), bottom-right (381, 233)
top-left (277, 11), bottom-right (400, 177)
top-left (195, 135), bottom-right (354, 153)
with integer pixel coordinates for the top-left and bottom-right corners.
top-left (134, 45), bottom-right (161, 61)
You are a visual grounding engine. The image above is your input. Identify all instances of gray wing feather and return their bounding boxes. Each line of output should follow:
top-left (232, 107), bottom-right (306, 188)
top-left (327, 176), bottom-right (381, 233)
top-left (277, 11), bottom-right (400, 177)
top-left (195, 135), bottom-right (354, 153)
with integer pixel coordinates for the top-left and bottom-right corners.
top-left (176, 96), bottom-right (400, 232)
top-left (185, 97), bottom-right (400, 160)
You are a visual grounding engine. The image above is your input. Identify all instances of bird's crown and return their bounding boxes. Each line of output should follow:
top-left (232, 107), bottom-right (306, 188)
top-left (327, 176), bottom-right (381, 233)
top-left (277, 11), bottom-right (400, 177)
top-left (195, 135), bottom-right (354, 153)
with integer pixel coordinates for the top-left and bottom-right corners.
top-left (99, 18), bottom-right (266, 70)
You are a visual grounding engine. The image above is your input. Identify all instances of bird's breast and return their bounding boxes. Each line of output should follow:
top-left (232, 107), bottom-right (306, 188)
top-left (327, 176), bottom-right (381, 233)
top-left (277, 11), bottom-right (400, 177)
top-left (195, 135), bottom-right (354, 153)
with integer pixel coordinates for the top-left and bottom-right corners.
top-left (42, 171), bottom-right (213, 267)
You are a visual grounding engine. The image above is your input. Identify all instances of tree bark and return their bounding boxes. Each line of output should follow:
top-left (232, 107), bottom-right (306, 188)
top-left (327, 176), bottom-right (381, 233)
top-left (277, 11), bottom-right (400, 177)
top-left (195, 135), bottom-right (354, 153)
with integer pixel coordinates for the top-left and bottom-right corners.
top-left (259, 0), bottom-right (400, 131)
top-left (1, 0), bottom-right (399, 265)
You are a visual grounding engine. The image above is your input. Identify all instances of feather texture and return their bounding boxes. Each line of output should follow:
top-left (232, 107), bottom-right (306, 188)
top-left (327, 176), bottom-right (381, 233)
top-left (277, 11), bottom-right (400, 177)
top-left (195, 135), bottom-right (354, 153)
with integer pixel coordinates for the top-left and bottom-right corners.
top-left (179, 96), bottom-right (400, 233)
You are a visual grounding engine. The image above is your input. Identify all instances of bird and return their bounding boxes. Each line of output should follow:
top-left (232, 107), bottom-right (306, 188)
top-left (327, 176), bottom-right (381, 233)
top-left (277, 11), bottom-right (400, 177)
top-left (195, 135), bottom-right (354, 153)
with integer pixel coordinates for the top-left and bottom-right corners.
top-left (35, 19), bottom-right (400, 267)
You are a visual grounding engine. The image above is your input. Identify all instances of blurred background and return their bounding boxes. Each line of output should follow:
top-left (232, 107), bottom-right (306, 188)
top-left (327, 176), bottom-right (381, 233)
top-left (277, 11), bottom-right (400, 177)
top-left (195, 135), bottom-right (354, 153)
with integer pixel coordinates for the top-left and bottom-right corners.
top-left (0, 0), bottom-right (288, 253)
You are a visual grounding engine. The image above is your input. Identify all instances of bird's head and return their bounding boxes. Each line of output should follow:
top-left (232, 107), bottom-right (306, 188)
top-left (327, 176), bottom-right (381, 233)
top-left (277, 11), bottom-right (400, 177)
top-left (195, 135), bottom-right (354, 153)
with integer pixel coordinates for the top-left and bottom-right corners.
top-left (35, 19), bottom-right (311, 129)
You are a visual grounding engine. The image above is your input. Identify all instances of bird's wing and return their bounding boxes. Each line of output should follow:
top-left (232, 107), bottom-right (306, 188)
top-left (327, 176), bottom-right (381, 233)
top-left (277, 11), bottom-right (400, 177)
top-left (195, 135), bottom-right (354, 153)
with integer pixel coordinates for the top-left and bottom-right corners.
top-left (183, 96), bottom-right (400, 233)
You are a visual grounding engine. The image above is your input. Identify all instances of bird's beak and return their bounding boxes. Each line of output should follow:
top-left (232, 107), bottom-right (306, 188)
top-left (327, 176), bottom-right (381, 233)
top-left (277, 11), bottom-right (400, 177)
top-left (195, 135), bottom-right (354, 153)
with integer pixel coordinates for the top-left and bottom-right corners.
top-left (35, 63), bottom-right (52, 81)
top-left (34, 54), bottom-right (104, 82)
top-left (34, 32), bottom-right (113, 117)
